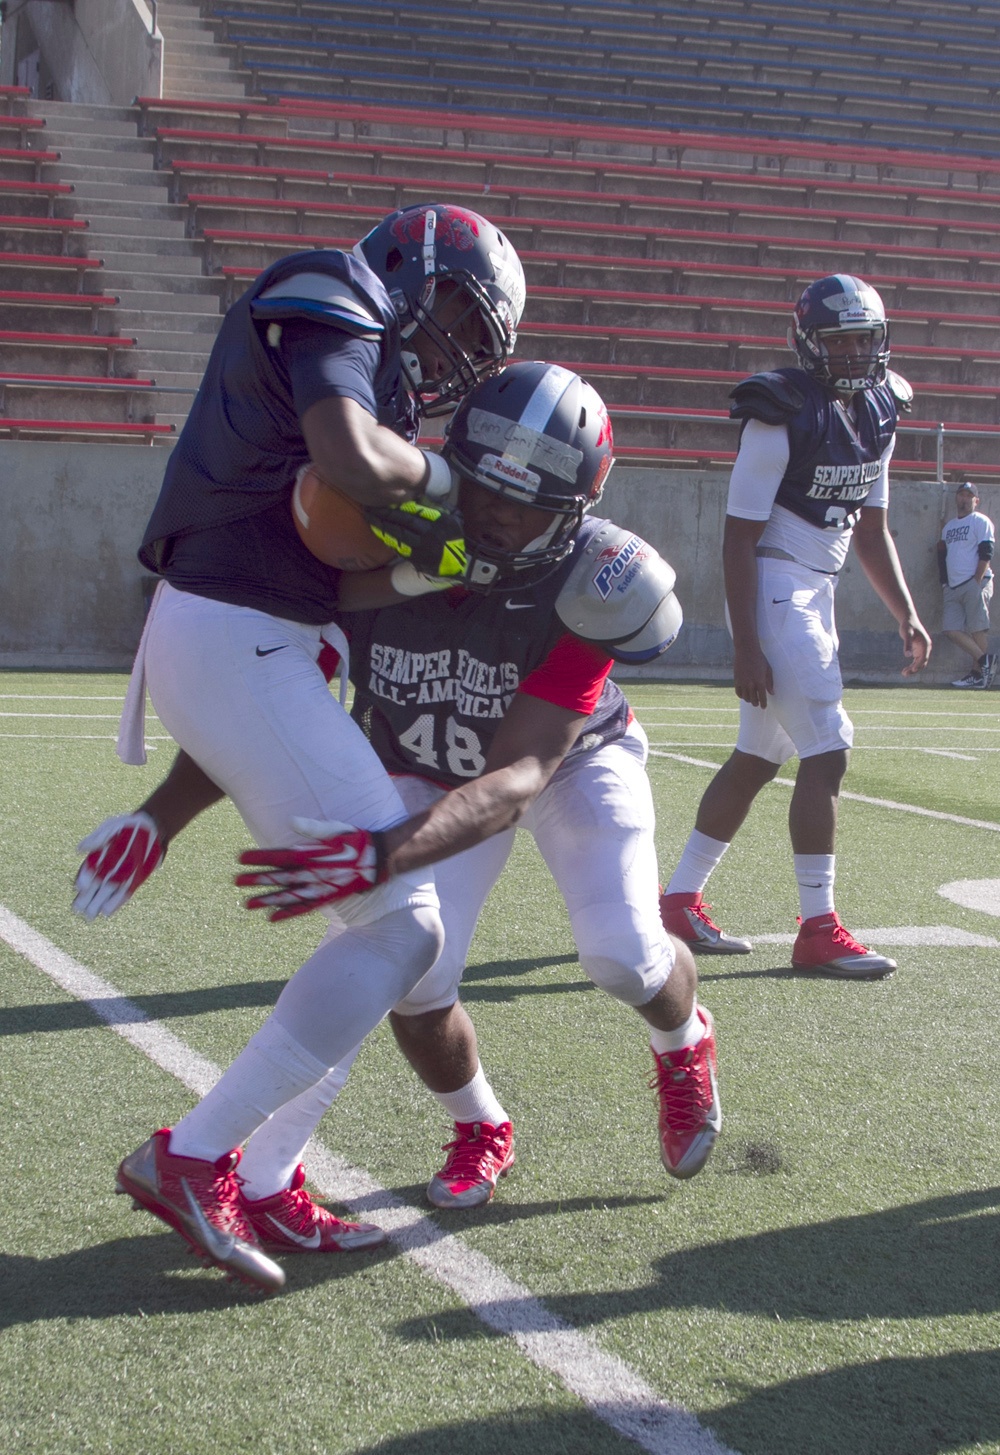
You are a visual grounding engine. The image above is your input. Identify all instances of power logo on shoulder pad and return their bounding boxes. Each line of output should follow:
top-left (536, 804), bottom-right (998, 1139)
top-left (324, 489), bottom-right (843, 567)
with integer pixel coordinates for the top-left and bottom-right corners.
top-left (592, 535), bottom-right (645, 599)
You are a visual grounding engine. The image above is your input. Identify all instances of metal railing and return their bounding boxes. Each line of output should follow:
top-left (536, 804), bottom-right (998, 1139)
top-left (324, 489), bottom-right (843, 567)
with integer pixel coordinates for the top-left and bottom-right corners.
top-left (895, 423), bottom-right (993, 484)
top-left (0, 386), bottom-right (994, 478)
top-left (604, 409), bottom-right (998, 480)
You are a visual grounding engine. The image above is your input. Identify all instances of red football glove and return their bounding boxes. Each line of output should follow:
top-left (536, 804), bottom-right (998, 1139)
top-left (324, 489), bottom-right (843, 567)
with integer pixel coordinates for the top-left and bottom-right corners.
top-left (73, 811), bottom-right (167, 920)
top-left (236, 818), bottom-right (389, 921)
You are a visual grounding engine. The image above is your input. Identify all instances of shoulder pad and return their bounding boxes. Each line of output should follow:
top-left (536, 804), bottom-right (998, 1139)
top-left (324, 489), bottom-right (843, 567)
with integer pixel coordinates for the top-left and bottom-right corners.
top-left (729, 371), bottom-right (806, 425)
top-left (555, 521), bottom-right (682, 663)
top-left (885, 369), bottom-right (913, 413)
top-left (250, 271), bottom-right (385, 340)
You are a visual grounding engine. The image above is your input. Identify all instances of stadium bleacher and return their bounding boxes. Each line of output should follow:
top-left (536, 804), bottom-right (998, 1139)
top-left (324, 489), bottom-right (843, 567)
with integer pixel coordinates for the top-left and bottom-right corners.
top-left (1, 4), bottom-right (999, 471)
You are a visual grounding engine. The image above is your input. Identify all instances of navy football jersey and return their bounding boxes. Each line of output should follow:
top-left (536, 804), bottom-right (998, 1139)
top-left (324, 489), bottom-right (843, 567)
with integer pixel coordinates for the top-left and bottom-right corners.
top-left (139, 250), bottom-right (417, 623)
top-left (347, 519), bottom-right (631, 789)
top-left (770, 368), bottom-right (897, 529)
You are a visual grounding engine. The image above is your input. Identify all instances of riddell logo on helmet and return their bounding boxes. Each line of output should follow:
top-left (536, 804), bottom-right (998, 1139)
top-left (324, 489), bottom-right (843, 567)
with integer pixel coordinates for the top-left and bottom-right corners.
top-left (593, 536), bottom-right (644, 599)
top-left (481, 453), bottom-right (541, 491)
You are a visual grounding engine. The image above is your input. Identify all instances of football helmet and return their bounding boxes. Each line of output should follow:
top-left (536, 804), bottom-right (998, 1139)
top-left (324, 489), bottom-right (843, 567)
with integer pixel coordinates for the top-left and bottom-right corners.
top-left (355, 203), bottom-right (525, 417)
top-left (788, 274), bottom-right (890, 392)
top-left (443, 360), bottom-right (615, 590)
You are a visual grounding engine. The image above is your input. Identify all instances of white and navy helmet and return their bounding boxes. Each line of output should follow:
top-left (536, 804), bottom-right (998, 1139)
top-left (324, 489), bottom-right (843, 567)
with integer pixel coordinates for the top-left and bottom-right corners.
top-left (356, 203), bottom-right (525, 417)
top-left (788, 274), bottom-right (890, 392)
top-left (443, 360), bottom-right (615, 590)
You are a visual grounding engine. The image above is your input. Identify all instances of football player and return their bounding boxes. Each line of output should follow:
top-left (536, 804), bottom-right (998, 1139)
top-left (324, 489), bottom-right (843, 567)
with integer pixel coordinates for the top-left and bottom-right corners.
top-left (76, 363), bottom-right (720, 1275)
top-left (659, 274), bottom-right (931, 978)
top-left (76, 204), bottom-right (525, 1292)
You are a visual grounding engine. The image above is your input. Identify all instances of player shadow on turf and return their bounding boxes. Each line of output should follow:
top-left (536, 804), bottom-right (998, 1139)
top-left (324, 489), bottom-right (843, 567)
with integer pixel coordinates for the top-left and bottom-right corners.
top-left (0, 1224), bottom-right (398, 1324)
top-left (346, 1409), bottom-right (641, 1455)
top-left (388, 1187), bottom-right (1000, 1455)
top-left (0, 958), bottom-right (588, 1038)
top-left (694, 960), bottom-right (864, 983)
top-left (705, 1347), bottom-right (1000, 1455)
top-left (372, 1188), bottom-right (664, 1233)
top-left (443, 1184), bottom-right (1000, 1332)
top-left (461, 953), bottom-right (592, 1003)
top-left (0, 1234), bottom-right (267, 1323)
top-left (0, 980), bottom-right (290, 1037)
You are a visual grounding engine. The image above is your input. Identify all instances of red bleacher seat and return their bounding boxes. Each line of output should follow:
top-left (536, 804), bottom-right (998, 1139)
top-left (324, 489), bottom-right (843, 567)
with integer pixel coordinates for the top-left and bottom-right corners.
top-left (0, 179), bottom-right (74, 214)
top-left (0, 254), bottom-right (105, 292)
top-left (0, 291), bottom-right (120, 332)
top-left (272, 98), bottom-right (1000, 188)
top-left (177, 179), bottom-right (1000, 252)
top-left (0, 115), bottom-right (46, 145)
top-left (0, 330), bottom-right (137, 377)
top-left (0, 418), bottom-right (174, 444)
top-left (0, 147), bottom-right (63, 180)
top-left (0, 215), bottom-right (90, 256)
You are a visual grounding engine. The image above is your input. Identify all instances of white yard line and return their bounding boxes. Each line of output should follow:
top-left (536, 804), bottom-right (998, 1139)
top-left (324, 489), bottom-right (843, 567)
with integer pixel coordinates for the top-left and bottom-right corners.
top-left (634, 706), bottom-right (998, 719)
top-left (752, 926), bottom-right (998, 947)
top-left (0, 712), bottom-right (126, 720)
top-left (644, 725), bottom-right (1000, 734)
top-left (0, 904), bottom-right (736, 1455)
top-left (649, 751), bottom-right (1000, 833)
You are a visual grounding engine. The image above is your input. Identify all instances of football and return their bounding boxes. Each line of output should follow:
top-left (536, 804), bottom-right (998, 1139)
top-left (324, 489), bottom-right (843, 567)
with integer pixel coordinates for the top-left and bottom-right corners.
top-left (290, 463), bottom-right (397, 572)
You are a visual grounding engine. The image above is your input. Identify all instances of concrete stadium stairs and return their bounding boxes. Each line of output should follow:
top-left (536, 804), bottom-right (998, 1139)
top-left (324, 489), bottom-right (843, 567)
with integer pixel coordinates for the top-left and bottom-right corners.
top-left (1, 0), bottom-right (998, 472)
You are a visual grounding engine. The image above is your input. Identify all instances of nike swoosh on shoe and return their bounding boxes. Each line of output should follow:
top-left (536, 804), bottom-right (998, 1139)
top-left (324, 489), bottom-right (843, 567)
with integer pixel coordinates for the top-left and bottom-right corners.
top-left (265, 1214), bottom-right (322, 1249)
top-left (181, 1177), bottom-right (238, 1260)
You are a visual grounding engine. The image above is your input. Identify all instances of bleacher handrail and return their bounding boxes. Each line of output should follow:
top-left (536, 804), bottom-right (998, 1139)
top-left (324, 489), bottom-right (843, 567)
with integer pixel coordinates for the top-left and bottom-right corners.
top-left (270, 97), bottom-right (1000, 178)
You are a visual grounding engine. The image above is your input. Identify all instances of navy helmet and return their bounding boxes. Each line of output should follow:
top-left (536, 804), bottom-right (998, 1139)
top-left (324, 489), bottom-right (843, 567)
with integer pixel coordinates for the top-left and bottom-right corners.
top-left (356, 203), bottom-right (525, 417)
top-left (788, 273), bottom-right (890, 392)
top-left (443, 360), bottom-right (614, 590)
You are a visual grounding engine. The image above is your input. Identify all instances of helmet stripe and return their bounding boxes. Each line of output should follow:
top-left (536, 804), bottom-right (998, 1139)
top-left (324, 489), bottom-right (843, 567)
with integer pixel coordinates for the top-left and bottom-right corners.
top-left (514, 362), bottom-right (576, 434)
top-left (421, 209), bottom-right (437, 276)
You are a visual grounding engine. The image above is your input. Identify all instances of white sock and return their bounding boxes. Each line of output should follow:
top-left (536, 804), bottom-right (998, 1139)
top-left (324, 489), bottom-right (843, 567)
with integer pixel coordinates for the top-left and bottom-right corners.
top-left (238, 1043), bottom-right (363, 1201)
top-left (794, 853), bottom-right (836, 921)
top-left (168, 1017), bottom-right (332, 1163)
top-left (433, 1064), bottom-right (507, 1127)
top-left (664, 830), bottom-right (730, 897)
top-left (650, 1005), bottom-right (704, 1055)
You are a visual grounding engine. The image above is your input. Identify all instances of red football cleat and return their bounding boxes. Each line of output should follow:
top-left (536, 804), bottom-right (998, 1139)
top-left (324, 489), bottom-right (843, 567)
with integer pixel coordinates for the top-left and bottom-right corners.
top-left (650, 1009), bottom-right (722, 1180)
top-left (240, 1164), bottom-right (387, 1253)
top-left (791, 912), bottom-right (896, 980)
top-left (116, 1129), bottom-right (285, 1292)
top-left (659, 891), bottom-right (752, 955)
top-left (426, 1121), bottom-right (515, 1209)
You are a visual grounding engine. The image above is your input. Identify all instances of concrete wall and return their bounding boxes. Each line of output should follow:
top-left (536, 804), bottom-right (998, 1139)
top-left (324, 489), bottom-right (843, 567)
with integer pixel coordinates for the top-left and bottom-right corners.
top-left (600, 466), bottom-right (974, 683)
top-left (0, 441), bottom-right (164, 669)
top-left (0, 0), bottom-right (162, 103)
top-left (0, 440), bottom-right (990, 681)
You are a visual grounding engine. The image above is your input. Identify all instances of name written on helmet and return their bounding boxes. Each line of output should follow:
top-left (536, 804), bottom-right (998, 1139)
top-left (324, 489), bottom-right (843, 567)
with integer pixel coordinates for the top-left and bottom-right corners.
top-left (592, 535), bottom-right (647, 600)
top-left (466, 408), bottom-right (583, 484)
top-left (817, 286), bottom-right (878, 327)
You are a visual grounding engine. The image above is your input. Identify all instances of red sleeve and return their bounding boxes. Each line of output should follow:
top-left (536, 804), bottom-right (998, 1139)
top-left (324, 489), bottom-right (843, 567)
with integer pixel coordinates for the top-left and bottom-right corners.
top-left (516, 632), bottom-right (614, 714)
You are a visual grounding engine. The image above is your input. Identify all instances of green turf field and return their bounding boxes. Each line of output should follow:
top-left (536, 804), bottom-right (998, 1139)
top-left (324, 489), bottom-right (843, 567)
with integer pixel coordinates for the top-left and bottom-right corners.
top-left (1, 673), bottom-right (998, 1455)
